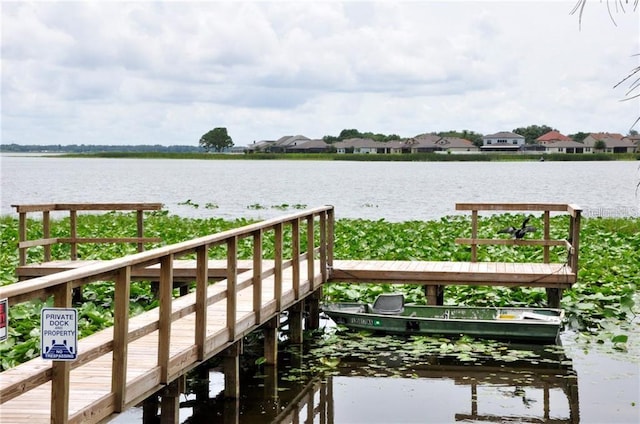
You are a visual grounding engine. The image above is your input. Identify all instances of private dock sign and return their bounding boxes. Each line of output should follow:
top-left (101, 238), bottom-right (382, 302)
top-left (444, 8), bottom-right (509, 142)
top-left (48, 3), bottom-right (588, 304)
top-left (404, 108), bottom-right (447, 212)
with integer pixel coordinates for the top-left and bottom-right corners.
top-left (41, 307), bottom-right (78, 361)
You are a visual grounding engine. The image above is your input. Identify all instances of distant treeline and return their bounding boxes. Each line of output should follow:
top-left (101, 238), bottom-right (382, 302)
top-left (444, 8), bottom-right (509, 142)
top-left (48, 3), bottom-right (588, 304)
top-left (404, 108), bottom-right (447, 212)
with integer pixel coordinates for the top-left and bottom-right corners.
top-left (0, 144), bottom-right (202, 153)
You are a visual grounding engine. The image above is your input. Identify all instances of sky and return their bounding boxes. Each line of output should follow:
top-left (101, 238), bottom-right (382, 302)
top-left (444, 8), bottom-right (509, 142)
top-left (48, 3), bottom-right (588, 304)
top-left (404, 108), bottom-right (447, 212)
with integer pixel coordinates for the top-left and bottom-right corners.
top-left (1, 1), bottom-right (639, 147)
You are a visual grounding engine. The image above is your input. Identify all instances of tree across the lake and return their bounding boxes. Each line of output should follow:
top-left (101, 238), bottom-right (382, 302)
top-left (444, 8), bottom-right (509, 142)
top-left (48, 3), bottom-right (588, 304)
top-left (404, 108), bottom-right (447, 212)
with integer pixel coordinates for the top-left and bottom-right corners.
top-left (199, 127), bottom-right (234, 152)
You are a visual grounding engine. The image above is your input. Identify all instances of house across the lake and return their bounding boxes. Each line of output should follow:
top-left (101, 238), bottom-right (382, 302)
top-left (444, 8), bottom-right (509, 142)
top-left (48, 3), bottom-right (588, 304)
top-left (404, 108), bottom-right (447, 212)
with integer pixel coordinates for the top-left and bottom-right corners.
top-left (480, 132), bottom-right (525, 152)
top-left (582, 132), bottom-right (637, 154)
top-left (242, 130), bottom-right (637, 155)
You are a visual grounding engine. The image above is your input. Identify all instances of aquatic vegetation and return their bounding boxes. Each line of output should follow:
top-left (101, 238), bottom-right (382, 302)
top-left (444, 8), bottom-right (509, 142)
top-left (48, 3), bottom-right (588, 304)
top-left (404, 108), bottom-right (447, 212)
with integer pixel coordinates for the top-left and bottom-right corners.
top-left (0, 212), bottom-right (637, 369)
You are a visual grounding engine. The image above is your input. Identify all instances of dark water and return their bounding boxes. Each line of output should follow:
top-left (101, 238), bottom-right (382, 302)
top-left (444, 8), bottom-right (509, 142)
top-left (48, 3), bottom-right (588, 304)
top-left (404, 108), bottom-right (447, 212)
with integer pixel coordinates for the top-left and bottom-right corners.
top-left (109, 319), bottom-right (640, 424)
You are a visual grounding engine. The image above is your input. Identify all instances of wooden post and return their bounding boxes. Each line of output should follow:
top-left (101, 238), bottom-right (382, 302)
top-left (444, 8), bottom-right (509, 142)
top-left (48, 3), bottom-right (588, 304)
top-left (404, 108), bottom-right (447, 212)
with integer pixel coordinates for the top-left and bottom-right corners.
top-left (159, 376), bottom-right (185, 424)
top-left (223, 341), bottom-right (242, 398)
top-left (327, 208), bottom-right (335, 272)
top-left (291, 219), bottom-right (300, 299)
top-left (70, 210), bottom-right (78, 260)
top-left (227, 237), bottom-right (238, 341)
top-left (263, 364), bottom-right (279, 402)
top-left (50, 281), bottom-right (72, 424)
top-left (543, 211), bottom-right (550, 263)
top-left (274, 224), bottom-right (283, 310)
top-left (142, 395), bottom-right (159, 424)
top-left (319, 211), bottom-right (328, 284)
top-left (112, 266), bottom-right (131, 412)
top-left (470, 210), bottom-right (478, 262)
top-left (223, 397), bottom-right (240, 424)
top-left (158, 255), bottom-right (173, 384)
top-left (195, 245), bottom-right (208, 361)
top-left (18, 211), bottom-right (27, 266)
top-left (571, 209), bottom-right (581, 272)
top-left (289, 301), bottom-right (304, 344)
top-left (192, 366), bottom-right (210, 421)
top-left (43, 210), bottom-right (51, 262)
top-left (306, 288), bottom-right (322, 330)
top-left (263, 316), bottom-right (279, 365)
top-left (546, 288), bottom-right (563, 309)
top-left (253, 230), bottom-right (263, 324)
top-left (306, 216), bottom-right (315, 290)
top-left (136, 210), bottom-right (144, 252)
top-left (424, 286), bottom-right (438, 305)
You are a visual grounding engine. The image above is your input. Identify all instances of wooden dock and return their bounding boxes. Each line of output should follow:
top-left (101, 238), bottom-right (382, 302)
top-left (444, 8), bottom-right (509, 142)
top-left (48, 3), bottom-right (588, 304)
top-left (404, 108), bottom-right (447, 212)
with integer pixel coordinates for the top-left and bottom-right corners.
top-left (0, 202), bottom-right (582, 423)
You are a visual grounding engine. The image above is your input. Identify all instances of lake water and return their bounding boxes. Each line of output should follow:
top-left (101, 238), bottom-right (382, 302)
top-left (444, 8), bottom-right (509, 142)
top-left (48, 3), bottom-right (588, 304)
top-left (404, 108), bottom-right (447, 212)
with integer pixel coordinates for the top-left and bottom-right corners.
top-left (1, 155), bottom-right (639, 220)
top-left (1, 155), bottom-right (639, 423)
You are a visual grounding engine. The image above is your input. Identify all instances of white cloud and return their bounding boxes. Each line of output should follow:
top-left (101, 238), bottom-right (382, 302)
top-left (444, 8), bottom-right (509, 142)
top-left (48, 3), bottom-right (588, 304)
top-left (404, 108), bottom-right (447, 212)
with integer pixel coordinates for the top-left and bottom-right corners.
top-left (1, 1), bottom-right (638, 146)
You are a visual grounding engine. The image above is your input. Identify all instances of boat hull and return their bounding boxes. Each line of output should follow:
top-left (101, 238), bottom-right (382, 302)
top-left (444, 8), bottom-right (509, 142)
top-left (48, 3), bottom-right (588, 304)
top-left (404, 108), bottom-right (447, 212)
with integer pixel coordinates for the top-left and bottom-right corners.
top-left (322, 303), bottom-right (564, 344)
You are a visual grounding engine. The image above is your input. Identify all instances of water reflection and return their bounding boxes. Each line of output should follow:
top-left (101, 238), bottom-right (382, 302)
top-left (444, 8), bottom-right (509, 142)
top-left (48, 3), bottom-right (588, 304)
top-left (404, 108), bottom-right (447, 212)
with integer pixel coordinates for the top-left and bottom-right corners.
top-left (178, 342), bottom-right (579, 424)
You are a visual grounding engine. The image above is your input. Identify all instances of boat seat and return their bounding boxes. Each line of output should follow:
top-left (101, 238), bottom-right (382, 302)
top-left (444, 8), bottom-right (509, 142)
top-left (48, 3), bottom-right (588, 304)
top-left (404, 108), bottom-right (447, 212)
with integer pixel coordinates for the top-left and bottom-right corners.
top-left (371, 293), bottom-right (404, 315)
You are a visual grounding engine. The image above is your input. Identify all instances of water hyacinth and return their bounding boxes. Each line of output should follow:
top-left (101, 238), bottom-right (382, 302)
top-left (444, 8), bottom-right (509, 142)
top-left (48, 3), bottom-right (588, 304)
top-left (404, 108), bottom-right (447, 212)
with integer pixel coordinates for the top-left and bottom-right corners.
top-left (0, 211), bottom-right (638, 369)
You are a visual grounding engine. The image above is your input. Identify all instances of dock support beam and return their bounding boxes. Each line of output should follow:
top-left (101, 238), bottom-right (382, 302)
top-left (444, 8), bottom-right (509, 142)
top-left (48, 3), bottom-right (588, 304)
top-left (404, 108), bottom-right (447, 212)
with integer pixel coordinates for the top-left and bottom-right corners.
top-left (263, 316), bottom-right (279, 365)
top-left (289, 301), bottom-right (304, 344)
top-left (424, 285), bottom-right (444, 305)
top-left (306, 288), bottom-right (322, 330)
top-left (223, 340), bottom-right (243, 398)
top-left (160, 376), bottom-right (185, 424)
top-left (142, 395), bottom-right (159, 424)
top-left (546, 288), bottom-right (563, 309)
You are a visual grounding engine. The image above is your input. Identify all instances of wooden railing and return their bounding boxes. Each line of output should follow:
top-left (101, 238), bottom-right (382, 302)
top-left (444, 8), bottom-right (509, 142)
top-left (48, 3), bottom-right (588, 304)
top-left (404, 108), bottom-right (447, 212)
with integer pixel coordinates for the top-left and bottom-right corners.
top-left (12, 203), bottom-right (164, 266)
top-left (0, 206), bottom-right (335, 423)
top-left (454, 203), bottom-right (581, 271)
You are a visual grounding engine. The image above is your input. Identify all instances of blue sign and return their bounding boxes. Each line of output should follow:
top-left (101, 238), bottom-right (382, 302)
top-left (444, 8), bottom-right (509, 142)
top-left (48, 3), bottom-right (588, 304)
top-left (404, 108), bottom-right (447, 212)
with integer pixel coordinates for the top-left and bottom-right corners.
top-left (41, 307), bottom-right (78, 361)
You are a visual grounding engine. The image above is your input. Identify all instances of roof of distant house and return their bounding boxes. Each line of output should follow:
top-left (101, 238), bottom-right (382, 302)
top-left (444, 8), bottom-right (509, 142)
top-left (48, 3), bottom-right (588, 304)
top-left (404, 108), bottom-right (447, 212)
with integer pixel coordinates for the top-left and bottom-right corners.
top-left (537, 130), bottom-right (572, 142)
top-left (483, 131), bottom-right (524, 139)
top-left (590, 132), bottom-right (625, 141)
top-left (544, 140), bottom-right (587, 148)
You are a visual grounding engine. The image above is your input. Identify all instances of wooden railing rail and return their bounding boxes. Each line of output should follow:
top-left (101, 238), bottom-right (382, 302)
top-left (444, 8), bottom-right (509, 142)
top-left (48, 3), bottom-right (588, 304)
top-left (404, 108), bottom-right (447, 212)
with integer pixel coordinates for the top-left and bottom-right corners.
top-left (0, 205), bottom-right (335, 424)
top-left (12, 203), bottom-right (164, 266)
top-left (454, 202), bottom-right (581, 270)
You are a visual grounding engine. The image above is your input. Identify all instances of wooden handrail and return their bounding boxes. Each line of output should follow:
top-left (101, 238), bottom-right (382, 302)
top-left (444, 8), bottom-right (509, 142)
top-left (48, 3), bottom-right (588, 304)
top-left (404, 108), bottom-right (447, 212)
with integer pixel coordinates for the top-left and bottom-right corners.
top-left (454, 203), bottom-right (581, 270)
top-left (0, 205), bottom-right (335, 423)
top-left (12, 203), bottom-right (164, 266)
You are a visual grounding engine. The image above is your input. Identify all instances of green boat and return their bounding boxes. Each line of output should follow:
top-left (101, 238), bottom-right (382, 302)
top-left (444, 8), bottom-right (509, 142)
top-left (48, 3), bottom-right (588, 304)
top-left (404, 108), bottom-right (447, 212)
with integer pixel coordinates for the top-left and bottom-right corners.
top-left (321, 293), bottom-right (564, 344)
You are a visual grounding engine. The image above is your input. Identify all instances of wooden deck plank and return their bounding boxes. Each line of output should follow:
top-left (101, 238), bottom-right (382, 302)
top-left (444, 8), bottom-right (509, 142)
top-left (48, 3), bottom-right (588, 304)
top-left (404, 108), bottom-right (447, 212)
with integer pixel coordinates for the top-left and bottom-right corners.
top-left (330, 260), bottom-right (575, 288)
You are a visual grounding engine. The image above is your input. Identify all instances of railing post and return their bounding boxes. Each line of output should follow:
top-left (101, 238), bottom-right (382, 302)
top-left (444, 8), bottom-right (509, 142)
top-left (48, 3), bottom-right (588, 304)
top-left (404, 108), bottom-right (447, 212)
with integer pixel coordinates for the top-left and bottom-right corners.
top-left (112, 266), bottom-right (131, 411)
top-left (43, 210), bottom-right (51, 262)
top-left (195, 245), bottom-right (208, 360)
top-left (319, 211), bottom-right (327, 283)
top-left (543, 211), bottom-right (550, 263)
top-left (274, 224), bottom-right (283, 310)
top-left (570, 209), bottom-right (581, 272)
top-left (18, 211), bottom-right (27, 266)
top-left (471, 210), bottom-right (478, 262)
top-left (226, 237), bottom-right (238, 341)
top-left (70, 209), bottom-right (78, 260)
top-left (327, 207), bottom-right (334, 272)
top-left (136, 210), bottom-right (144, 252)
top-left (252, 230), bottom-right (263, 324)
top-left (50, 281), bottom-right (73, 424)
top-left (291, 219), bottom-right (300, 299)
top-left (158, 255), bottom-right (173, 384)
top-left (306, 216), bottom-right (315, 291)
